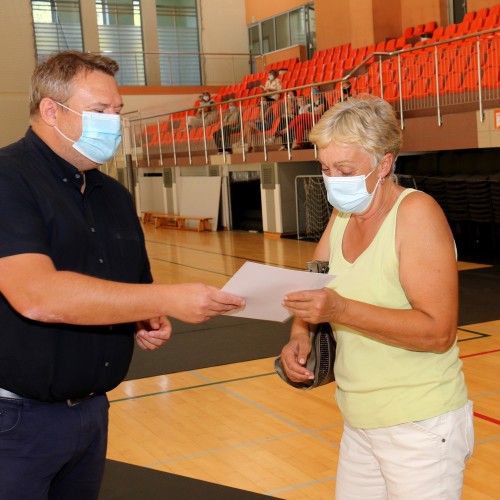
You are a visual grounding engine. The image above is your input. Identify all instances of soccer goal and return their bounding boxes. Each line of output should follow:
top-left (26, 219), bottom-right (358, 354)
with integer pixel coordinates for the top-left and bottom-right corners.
top-left (295, 175), bottom-right (332, 241)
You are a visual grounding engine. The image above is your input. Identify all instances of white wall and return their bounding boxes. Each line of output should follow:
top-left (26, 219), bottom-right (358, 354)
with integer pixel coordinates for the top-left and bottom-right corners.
top-left (0, 1), bottom-right (37, 147)
top-left (198, 0), bottom-right (250, 85)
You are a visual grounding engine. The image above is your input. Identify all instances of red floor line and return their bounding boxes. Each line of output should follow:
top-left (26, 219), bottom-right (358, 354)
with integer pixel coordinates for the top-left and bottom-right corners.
top-left (474, 412), bottom-right (500, 426)
top-left (460, 348), bottom-right (500, 359)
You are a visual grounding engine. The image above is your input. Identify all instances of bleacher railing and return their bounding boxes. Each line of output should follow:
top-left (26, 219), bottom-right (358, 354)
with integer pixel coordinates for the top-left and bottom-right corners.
top-left (117, 27), bottom-right (499, 167)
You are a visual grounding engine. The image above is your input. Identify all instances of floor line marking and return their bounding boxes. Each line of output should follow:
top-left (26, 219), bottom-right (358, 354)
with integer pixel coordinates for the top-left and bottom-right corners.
top-left (190, 371), bottom-right (340, 450)
top-left (109, 372), bottom-right (276, 403)
top-left (474, 411), bottom-right (500, 426)
top-left (145, 238), bottom-right (304, 270)
top-left (266, 475), bottom-right (337, 496)
top-left (144, 431), bottom-right (302, 468)
top-left (461, 349), bottom-right (500, 359)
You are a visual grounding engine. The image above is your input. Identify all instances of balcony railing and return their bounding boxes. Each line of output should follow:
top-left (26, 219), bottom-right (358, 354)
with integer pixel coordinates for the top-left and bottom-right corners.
top-left (114, 27), bottom-right (499, 168)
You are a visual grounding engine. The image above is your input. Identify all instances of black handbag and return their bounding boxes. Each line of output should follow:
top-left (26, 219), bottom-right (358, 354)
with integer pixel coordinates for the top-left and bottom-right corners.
top-left (274, 261), bottom-right (336, 390)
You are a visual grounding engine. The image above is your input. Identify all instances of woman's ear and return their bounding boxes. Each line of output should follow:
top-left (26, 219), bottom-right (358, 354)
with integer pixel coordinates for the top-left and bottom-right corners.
top-left (379, 152), bottom-right (394, 178)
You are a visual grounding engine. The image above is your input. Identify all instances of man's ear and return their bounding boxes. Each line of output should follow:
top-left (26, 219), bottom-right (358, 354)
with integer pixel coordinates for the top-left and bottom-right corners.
top-left (38, 98), bottom-right (59, 126)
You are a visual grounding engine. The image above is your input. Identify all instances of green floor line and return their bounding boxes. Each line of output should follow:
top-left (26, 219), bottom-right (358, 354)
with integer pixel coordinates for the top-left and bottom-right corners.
top-left (109, 371), bottom-right (276, 403)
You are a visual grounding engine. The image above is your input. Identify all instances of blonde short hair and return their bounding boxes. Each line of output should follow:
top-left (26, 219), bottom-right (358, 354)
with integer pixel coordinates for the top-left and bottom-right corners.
top-left (309, 94), bottom-right (402, 164)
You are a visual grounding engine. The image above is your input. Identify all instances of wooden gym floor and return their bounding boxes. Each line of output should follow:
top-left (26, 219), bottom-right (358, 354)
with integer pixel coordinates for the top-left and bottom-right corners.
top-left (104, 225), bottom-right (500, 499)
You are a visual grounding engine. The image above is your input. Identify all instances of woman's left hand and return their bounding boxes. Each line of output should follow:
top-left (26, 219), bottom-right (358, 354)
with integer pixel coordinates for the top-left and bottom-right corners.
top-left (283, 288), bottom-right (346, 324)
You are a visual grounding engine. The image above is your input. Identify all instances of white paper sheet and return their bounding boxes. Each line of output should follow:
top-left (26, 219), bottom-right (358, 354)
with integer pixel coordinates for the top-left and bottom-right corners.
top-left (221, 261), bottom-right (334, 323)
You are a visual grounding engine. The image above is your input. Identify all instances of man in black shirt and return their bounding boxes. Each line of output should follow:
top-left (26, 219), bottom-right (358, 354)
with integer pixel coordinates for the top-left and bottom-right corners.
top-left (0, 51), bottom-right (244, 500)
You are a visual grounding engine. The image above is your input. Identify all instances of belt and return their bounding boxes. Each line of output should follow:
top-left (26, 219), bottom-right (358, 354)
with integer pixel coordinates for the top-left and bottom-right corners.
top-left (0, 387), bottom-right (95, 407)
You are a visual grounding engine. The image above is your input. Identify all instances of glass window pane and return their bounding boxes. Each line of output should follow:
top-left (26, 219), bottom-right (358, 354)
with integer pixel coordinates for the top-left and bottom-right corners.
top-left (261, 18), bottom-right (275, 53)
top-left (156, 0), bottom-right (200, 85)
top-left (96, 0), bottom-right (145, 85)
top-left (290, 8), bottom-right (305, 47)
top-left (275, 13), bottom-right (290, 50)
top-left (248, 25), bottom-right (260, 55)
top-left (31, 0), bottom-right (83, 62)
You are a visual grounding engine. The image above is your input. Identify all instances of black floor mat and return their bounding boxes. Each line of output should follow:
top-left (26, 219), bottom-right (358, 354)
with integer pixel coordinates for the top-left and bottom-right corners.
top-left (125, 315), bottom-right (292, 380)
top-left (458, 265), bottom-right (500, 326)
top-left (99, 460), bottom-right (274, 500)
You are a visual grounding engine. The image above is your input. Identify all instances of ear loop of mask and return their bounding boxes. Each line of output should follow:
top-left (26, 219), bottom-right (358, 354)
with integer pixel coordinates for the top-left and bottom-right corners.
top-left (53, 101), bottom-right (80, 144)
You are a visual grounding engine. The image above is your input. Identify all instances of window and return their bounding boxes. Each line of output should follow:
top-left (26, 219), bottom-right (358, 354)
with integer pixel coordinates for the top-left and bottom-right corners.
top-left (96, 0), bottom-right (145, 85)
top-left (276, 13), bottom-right (290, 51)
top-left (156, 0), bottom-right (200, 85)
top-left (31, 0), bottom-right (83, 62)
top-left (261, 18), bottom-right (276, 53)
top-left (248, 3), bottom-right (315, 59)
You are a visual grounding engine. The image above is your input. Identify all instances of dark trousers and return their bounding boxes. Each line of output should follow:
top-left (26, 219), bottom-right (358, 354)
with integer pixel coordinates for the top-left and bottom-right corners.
top-left (0, 394), bottom-right (109, 500)
top-left (214, 125), bottom-right (239, 150)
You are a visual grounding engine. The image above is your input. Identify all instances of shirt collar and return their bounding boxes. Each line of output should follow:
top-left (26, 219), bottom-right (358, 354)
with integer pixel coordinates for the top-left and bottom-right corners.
top-left (26, 128), bottom-right (103, 191)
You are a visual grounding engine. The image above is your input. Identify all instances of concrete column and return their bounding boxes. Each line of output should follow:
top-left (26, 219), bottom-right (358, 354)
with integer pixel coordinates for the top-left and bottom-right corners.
top-left (140, 0), bottom-right (162, 85)
top-left (80, 0), bottom-right (100, 53)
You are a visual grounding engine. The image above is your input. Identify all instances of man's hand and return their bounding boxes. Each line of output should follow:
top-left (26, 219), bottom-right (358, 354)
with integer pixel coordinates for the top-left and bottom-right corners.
top-left (135, 316), bottom-right (172, 350)
top-left (165, 283), bottom-right (245, 323)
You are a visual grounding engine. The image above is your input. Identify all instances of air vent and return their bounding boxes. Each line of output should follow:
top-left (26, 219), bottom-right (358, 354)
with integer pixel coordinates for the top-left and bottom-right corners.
top-left (208, 165), bottom-right (220, 177)
top-left (162, 168), bottom-right (173, 188)
top-left (261, 164), bottom-right (275, 189)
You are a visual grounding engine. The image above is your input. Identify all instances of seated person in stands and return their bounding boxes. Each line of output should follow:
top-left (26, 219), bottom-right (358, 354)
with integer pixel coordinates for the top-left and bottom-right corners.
top-left (337, 79), bottom-right (352, 102)
top-left (279, 86), bottom-right (329, 150)
top-left (243, 96), bottom-right (279, 150)
top-left (187, 91), bottom-right (218, 128)
top-left (259, 69), bottom-right (282, 101)
top-left (213, 104), bottom-right (240, 153)
top-left (340, 80), bottom-right (352, 101)
top-left (273, 90), bottom-right (299, 143)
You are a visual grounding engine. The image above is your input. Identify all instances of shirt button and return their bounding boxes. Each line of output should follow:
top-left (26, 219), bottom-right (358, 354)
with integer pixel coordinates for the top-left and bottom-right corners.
top-left (90, 227), bottom-right (96, 233)
top-left (104, 362), bottom-right (110, 367)
top-left (75, 174), bottom-right (81, 179)
top-left (98, 258), bottom-right (104, 264)
top-left (62, 178), bottom-right (68, 183)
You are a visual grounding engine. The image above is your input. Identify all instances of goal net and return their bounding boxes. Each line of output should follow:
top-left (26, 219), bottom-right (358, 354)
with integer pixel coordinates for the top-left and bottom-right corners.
top-left (295, 175), bottom-right (332, 241)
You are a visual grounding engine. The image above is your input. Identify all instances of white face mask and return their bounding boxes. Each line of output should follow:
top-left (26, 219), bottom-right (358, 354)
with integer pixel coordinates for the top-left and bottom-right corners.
top-left (322, 169), bottom-right (381, 214)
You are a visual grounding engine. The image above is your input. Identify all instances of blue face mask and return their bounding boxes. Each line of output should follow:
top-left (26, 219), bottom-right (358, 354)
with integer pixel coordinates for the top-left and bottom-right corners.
top-left (322, 169), bottom-right (380, 214)
top-left (54, 102), bottom-right (122, 163)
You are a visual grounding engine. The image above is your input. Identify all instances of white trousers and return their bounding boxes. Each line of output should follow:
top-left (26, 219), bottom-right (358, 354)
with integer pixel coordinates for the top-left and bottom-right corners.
top-left (336, 401), bottom-right (474, 500)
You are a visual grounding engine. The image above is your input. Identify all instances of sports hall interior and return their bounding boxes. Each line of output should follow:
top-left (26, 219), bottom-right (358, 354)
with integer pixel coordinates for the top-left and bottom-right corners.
top-left (1, 1), bottom-right (499, 498)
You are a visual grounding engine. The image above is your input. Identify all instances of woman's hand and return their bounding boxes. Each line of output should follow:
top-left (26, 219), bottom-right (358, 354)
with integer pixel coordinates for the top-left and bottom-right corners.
top-left (280, 329), bottom-right (314, 383)
top-left (283, 288), bottom-right (346, 324)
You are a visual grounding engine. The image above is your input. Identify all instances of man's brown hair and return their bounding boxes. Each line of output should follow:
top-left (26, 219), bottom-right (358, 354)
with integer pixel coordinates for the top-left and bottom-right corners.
top-left (29, 51), bottom-right (119, 116)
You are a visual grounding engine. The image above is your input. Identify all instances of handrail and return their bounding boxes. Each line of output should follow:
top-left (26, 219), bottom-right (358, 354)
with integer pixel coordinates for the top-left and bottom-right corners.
top-left (126, 26), bottom-right (499, 124)
top-left (119, 26), bottom-right (499, 165)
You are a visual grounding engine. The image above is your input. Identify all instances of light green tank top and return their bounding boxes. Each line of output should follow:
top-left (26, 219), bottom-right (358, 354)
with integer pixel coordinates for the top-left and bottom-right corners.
top-left (328, 189), bottom-right (467, 428)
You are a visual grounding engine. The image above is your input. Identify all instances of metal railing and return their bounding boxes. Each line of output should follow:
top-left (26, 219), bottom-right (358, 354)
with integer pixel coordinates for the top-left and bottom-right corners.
top-left (116, 27), bottom-right (500, 167)
top-left (95, 50), bottom-right (256, 87)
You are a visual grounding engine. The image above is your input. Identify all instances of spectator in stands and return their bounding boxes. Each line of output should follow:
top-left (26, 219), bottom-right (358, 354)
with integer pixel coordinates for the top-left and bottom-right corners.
top-left (243, 96), bottom-right (280, 151)
top-left (272, 90), bottom-right (300, 144)
top-left (213, 103), bottom-right (240, 153)
top-left (187, 91), bottom-right (218, 128)
top-left (338, 79), bottom-right (352, 101)
top-left (259, 69), bottom-right (282, 101)
top-left (0, 50), bottom-right (244, 500)
top-left (279, 94), bottom-right (472, 499)
top-left (279, 86), bottom-right (329, 150)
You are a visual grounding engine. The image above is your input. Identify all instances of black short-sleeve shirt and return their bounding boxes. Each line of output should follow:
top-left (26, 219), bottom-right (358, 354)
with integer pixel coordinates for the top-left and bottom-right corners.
top-left (0, 129), bottom-right (153, 402)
